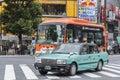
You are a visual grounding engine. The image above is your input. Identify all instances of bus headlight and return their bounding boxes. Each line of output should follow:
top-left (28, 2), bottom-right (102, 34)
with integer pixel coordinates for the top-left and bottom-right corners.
top-left (57, 60), bottom-right (66, 64)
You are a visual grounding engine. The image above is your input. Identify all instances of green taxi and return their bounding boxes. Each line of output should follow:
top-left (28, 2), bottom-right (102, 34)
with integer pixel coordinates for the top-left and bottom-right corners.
top-left (34, 43), bottom-right (109, 76)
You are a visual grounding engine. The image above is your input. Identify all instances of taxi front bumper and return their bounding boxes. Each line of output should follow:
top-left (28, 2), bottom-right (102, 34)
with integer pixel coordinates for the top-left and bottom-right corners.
top-left (34, 63), bottom-right (71, 72)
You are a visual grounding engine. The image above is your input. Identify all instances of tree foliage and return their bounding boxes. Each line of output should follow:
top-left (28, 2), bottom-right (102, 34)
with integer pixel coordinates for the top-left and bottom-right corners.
top-left (1, 0), bottom-right (44, 43)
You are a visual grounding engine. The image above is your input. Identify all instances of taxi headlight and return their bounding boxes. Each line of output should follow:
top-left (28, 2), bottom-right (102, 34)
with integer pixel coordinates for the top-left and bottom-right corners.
top-left (57, 60), bottom-right (66, 64)
top-left (35, 58), bottom-right (42, 63)
top-left (35, 53), bottom-right (42, 57)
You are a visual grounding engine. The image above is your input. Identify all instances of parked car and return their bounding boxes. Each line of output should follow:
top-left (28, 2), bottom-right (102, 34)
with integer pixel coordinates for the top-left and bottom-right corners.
top-left (34, 43), bottom-right (109, 76)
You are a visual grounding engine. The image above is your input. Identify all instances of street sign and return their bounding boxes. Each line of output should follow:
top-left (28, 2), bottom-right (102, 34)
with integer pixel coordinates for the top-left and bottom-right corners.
top-left (78, 7), bottom-right (97, 23)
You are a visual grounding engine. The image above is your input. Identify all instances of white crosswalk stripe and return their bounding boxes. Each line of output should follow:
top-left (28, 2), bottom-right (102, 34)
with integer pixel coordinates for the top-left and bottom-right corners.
top-left (83, 72), bottom-right (101, 78)
top-left (69, 75), bottom-right (81, 78)
top-left (3, 63), bottom-right (120, 80)
top-left (109, 63), bottom-right (120, 67)
top-left (98, 71), bottom-right (120, 77)
top-left (4, 64), bottom-right (16, 80)
top-left (19, 64), bottom-right (38, 80)
top-left (105, 65), bottom-right (120, 70)
top-left (103, 67), bottom-right (120, 74)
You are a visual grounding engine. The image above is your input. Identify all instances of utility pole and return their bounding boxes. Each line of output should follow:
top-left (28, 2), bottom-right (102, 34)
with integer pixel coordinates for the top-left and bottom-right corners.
top-left (0, 0), bottom-right (3, 53)
top-left (97, 0), bottom-right (101, 24)
top-left (104, 0), bottom-right (107, 27)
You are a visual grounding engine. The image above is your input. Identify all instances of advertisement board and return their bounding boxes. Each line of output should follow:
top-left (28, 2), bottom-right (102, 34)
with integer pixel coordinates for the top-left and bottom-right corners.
top-left (78, 0), bottom-right (98, 23)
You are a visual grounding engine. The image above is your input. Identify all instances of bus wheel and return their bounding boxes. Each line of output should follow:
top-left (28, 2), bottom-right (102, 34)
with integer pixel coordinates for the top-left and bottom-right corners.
top-left (95, 61), bottom-right (103, 71)
top-left (39, 70), bottom-right (48, 75)
top-left (69, 63), bottom-right (77, 76)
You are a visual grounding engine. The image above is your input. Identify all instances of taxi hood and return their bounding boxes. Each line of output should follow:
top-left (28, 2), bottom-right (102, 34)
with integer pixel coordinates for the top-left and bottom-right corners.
top-left (36, 53), bottom-right (72, 60)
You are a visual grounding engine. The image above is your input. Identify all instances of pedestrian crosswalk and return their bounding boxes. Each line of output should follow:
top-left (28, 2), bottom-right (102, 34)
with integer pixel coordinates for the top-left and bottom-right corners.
top-left (20, 64), bottom-right (38, 80)
top-left (1, 63), bottom-right (120, 80)
top-left (4, 65), bottom-right (16, 80)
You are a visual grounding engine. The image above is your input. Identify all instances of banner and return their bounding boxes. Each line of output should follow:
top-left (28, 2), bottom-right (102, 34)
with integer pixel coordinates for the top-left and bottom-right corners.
top-left (78, 0), bottom-right (98, 23)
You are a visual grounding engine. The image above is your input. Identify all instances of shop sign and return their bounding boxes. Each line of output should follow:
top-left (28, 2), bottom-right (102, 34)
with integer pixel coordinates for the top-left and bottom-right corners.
top-left (78, 0), bottom-right (98, 23)
top-left (78, 7), bottom-right (97, 23)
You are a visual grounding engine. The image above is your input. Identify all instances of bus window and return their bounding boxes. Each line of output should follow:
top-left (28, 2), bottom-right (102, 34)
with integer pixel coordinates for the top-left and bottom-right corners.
top-left (46, 26), bottom-right (58, 42)
top-left (95, 32), bottom-right (104, 46)
top-left (83, 33), bottom-right (88, 42)
top-left (88, 33), bottom-right (94, 43)
top-left (66, 25), bottom-right (74, 43)
top-left (74, 26), bottom-right (82, 43)
top-left (81, 26), bottom-right (104, 47)
top-left (38, 24), bottom-right (64, 44)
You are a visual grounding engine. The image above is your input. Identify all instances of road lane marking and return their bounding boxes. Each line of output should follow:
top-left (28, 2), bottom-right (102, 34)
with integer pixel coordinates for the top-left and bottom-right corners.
top-left (19, 64), bottom-right (38, 80)
top-left (4, 64), bottom-right (16, 80)
top-left (105, 65), bottom-right (120, 70)
top-left (69, 75), bottom-right (81, 78)
top-left (83, 72), bottom-right (101, 78)
top-left (109, 63), bottom-right (120, 67)
top-left (46, 75), bottom-right (59, 79)
top-left (98, 71), bottom-right (120, 77)
top-left (103, 67), bottom-right (120, 74)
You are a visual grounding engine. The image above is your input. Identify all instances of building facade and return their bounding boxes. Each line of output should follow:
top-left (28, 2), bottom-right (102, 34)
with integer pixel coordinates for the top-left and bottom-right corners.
top-left (105, 0), bottom-right (120, 41)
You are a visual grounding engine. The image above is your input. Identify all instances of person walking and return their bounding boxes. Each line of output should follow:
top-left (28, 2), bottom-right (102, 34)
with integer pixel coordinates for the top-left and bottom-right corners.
top-left (6, 44), bottom-right (9, 54)
top-left (11, 43), bottom-right (15, 55)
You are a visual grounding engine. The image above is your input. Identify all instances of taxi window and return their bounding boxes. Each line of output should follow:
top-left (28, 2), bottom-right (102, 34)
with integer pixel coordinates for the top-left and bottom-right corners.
top-left (80, 45), bottom-right (89, 55)
top-left (89, 45), bottom-right (99, 54)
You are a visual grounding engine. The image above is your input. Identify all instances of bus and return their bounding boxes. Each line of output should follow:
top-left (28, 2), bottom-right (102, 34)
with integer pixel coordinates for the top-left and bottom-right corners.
top-left (35, 18), bottom-right (107, 55)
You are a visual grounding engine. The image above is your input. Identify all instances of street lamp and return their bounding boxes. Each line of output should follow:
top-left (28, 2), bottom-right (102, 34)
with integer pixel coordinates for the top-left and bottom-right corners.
top-left (0, 0), bottom-right (3, 53)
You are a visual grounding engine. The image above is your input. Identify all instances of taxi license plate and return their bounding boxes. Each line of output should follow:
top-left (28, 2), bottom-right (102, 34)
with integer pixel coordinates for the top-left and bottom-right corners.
top-left (45, 66), bottom-right (51, 70)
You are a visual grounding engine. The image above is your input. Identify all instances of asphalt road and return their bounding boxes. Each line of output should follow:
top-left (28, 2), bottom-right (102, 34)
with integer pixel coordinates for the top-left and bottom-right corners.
top-left (0, 55), bottom-right (120, 80)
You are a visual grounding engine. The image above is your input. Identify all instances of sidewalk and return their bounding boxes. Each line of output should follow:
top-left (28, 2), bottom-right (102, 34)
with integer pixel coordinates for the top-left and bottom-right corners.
top-left (0, 55), bottom-right (34, 58)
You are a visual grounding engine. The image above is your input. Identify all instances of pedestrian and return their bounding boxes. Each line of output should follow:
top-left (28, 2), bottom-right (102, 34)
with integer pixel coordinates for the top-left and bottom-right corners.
top-left (17, 44), bottom-right (20, 55)
top-left (112, 40), bottom-right (119, 54)
top-left (6, 44), bottom-right (9, 54)
top-left (11, 43), bottom-right (15, 55)
top-left (20, 44), bottom-right (24, 55)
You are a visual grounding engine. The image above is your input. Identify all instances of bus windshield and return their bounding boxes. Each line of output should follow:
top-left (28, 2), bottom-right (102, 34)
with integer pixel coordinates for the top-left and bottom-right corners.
top-left (37, 24), bottom-right (64, 44)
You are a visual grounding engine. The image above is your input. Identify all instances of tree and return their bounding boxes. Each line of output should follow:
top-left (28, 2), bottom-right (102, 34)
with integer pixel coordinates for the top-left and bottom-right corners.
top-left (1, 0), bottom-right (44, 44)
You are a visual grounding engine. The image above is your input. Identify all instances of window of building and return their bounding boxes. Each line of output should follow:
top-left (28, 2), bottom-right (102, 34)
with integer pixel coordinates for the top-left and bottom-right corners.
top-left (42, 4), bottom-right (66, 15)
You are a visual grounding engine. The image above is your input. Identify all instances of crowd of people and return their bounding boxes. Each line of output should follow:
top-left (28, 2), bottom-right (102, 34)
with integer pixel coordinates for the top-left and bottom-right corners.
top-left (1, 42), bottom-right (35, 55)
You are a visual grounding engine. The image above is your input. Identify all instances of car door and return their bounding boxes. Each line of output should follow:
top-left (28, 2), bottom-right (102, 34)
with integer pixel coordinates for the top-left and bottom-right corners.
top-left (78, 45), bottom-right (91, 71)
top-left (88, 45), bottom-right (100, 69)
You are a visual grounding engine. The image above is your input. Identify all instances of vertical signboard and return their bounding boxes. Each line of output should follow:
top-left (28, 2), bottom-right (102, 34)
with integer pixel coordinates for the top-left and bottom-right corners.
top-left (78, 0), bottom-right (98, 23)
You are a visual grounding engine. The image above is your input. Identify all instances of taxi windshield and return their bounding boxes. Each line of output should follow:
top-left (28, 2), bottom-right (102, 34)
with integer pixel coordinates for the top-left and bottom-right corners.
top-left (54, 44), bottom-right (82, 54)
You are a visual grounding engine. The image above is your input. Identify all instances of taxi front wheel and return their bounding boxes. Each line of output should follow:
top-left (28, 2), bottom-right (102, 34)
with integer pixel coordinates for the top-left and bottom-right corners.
top-left (69, 63), bottom-right (77, 76)
top-left (39, 70), bottom-right (48, 75)
top-left (95, 61), bottom-right (103, 71)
